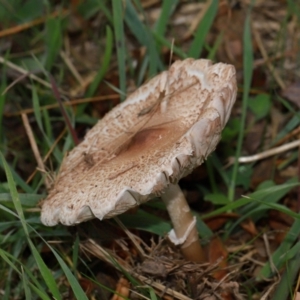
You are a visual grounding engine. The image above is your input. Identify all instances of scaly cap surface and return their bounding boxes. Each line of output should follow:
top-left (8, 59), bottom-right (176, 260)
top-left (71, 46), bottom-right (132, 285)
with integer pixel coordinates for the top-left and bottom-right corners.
top-left (41, 59), bottom-right (237, 226)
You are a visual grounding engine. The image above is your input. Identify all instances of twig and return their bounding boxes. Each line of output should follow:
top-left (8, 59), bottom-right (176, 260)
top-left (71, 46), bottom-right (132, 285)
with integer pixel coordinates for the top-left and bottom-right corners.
top-left (263, 233), bottom-right (279, 278)
top-left (237, 140), bottom-right (300, 163)
top-left (21, 113), bottom-right (51, 189)
top-left (26, 127), bottom-right (67, 185)
top-left (182, 1), bottom-right (208, 40)
top-left (252, 26), bottom-right (285, 90)
top-left (114, 217), bottom-right (146, 258)
top-left (81, 239), bottom-right (192, 300)
top-left (4, 94), bottom-right (119, 117)
top-left (0, 57), bottom-right (52, 89)
top-left (0, 9), bottom-right (69, 38)
top-left (49, 75), bottom-right (79, 146)
top-left (60, 50), bottom-right (84, 85)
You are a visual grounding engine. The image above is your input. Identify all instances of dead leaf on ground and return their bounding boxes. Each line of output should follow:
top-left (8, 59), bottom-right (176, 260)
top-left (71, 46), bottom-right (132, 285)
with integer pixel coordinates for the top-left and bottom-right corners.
top-left (111, 277), bottom-right (130, 300)
top-left (208, 236), bottom-right (228, 281)
top-left (204, 213), bottom-right (239, 231)
top-left (282, 81), bottom-right (300, 108)
top-left (240, 219), bottom-right (258, 236)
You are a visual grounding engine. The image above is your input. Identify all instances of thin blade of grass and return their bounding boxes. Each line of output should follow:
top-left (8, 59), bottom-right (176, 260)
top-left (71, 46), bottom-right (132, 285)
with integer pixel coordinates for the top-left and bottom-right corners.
top-left (258, 218), bottom-right (300, 279)
top-left (112, 0), bottom-right (126, 101)
top-left (21, 267), bottom-right (32, 300)
top-left (44, 15), bottom-right (63, 70)
top-left (273, 94), bottom-right (300, 143)
top-left (0, 159), bottom-right (33, 193)
top-left (153, 0), bottom-right (179, 36)
top-left (49, 246), bottom-right (89, 300)
top-left (119, 209), bottom-right (171, 235)
top-left (0, 152), bottom-right (62, 300)
top-left (42, 109), bottom-right (53, 141)
top-left (86, 25), bottom-right (113, 97)
top-left (31, 83), bottom-right (62, 162)
top-left (239, 179), bottom-right (298, 218)
top-left (0, 248), bottom-right (20, 300)
top-left (207, 31), bottom-right (224, 60)
top-left (196, 216), bottom-right (213, 241)
top-left (271, 250), bottom-right (300, 300)
top-left (201, 197), bottom-right (252, 219)
top-left (187, 0), bottom-right (219, 58)
top-left (27, 239), bottom-right (62, 300)
top-left (72, 234), bottom-right (80, 277)
top-left (0, 61), bottom-right (7, 143)
top-left (136, 55), bottom-right (149, 87)
top-left (29, 285), bottom-right (51, 300)
top-left (208, 153), bottom-right (230, 188)
top-left (0, 248), bottom-right (51, 299)
top-left (124, 0), bottom-right (163, 76)
top-left (152, 33), bottom-right (187, 59)
top-left (49, 76), bottom-right (79, 146)
top-left (228, 4), bottom-right (254, 202)
top-left (32, 84), bottom-right (44, 131)
top-left (0, 193), bottom-right (45, 207)
top-left (124, 0), bottom-right (147, 45)
top-left (225, 179), bottom-right (299, 238)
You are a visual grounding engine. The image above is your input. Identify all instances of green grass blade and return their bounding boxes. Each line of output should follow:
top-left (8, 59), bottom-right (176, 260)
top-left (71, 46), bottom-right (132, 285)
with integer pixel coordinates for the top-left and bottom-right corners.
top-left (239, 178), bottom-right (298, 218)
top-left (86, 25), bottom-right (113, 97)
top-left (153, 0), bottom-right (179, 36)
top-left (32, 84), bottom-right (44, 132)
top-left (0, 248), bottom-right (51, 299)
top-left (22, 267), bottom-right (32, 300)
top-left (124, 0), bottom-right (147, 45)
top-left (0, 159), bottom-right (33, 193)
top-left (228, 4), bottom-right (254, 201)
top-left (152, 32), bottom-right (187, 59)
top-left (1, 153), bottom-right (28, 227)
top-left (224, 179), bottom-right (299, 238)
top-left (124, 0), bottom-right (163, 76)
top-left (29, 284), bottom-right (51, 300)
top-left (72, 234), bottom-right (80, 277)
top-left (44, 15), bottom-right (63, 70)
top-left (0, 248), bottom-right (20, 300)
top-left (258, 218), bottom-right (300, 279)
top-left (188, 0), bottom-right (219, 58)
top-left (112, 0), bottom-right (126, 100)
top-left (1, 152), bottom-right (62, 299)
top-left (28, 240), bottom-right (62, 299)
top-left (0, 248), bottom-right (21, 274)
top-left (201, 197), bottom-right (252, 219)
top-left (42, 108), bottom-right (53, 142)
top-left (271, 250), bottom-right (300, 300)
top-left (119, 209), bottom-right (171, 235)
top-left (0, 62), bottom-right (7, 143)
top-left (0, 193), bottom-right (43, 206)
top-left (207, 31), bottom-right (224, 60)
top-left (196, 215), bottom-right (213, 241)
top-left (208, 153), bottom-right (230, 187)
top-left (24, 221), bottom-right (88, 300)
top-left (49, 246), bottom-right (89, 300)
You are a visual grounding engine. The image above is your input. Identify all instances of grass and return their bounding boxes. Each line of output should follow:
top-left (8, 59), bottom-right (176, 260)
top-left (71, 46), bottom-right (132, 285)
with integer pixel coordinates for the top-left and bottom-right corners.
top-left (1, 0), bottom-right (300, 299)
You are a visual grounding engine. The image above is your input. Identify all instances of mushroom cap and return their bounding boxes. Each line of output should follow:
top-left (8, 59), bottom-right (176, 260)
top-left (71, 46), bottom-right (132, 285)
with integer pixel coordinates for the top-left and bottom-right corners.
top-left (41, 59), bottom-right (237, 226)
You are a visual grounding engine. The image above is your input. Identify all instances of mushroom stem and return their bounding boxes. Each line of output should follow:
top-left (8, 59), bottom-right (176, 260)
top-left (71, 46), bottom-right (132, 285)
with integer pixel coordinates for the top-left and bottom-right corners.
top-left (161, 183), bottom-right (205, 263)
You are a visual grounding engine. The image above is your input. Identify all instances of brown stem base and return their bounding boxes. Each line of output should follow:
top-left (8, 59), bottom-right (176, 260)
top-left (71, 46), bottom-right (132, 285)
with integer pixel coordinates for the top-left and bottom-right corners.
top-left (161, 183), bottom-right (205, 263)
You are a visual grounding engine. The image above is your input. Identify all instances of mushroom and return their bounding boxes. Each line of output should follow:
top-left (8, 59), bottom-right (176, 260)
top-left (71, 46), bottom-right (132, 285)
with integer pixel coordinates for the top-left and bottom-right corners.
top-left (41, 58), bottom-right (237, 263)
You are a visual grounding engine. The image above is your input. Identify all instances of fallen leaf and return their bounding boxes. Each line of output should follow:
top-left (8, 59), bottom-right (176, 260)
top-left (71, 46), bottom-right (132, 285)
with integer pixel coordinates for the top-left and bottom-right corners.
top-left (282, 81), bottom-right (300, 108)
top-left (111, 277), bottom-right (130, 300)
top-left (205, 213), bottom-right (239, 231)
top-left (208, 236), bottom-right (228, 281)
top-left (240, 219), bottom-right (258, 236)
